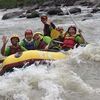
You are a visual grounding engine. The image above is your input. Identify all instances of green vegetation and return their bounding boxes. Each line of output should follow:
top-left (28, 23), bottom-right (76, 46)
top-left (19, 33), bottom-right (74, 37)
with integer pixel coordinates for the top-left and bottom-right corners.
top-left (0, 0), bottom-right (47, 9)
top-left (0, 0), bottom-right (17, 9)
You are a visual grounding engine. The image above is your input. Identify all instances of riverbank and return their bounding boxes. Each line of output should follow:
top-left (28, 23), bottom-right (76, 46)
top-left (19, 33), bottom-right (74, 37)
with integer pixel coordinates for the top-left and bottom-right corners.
top-left (0, 0), bottom-right (99, 9)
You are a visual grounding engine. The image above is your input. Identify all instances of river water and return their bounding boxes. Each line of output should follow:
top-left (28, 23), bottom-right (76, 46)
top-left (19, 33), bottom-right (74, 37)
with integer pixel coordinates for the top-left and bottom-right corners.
top-left (0, 6), bottom-right (100, 100)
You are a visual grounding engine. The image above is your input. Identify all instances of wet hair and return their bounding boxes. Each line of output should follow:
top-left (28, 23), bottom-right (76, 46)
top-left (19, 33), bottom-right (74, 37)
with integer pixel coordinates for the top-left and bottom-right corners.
top-left (40, 14), bottom-right (48, 20)
top-left (67, 26), bottom-right (77, 33)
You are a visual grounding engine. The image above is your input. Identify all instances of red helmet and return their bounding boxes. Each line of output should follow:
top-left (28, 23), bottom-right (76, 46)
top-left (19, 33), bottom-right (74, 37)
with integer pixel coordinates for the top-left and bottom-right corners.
top-left (25, 29), bottom-right (33, 36)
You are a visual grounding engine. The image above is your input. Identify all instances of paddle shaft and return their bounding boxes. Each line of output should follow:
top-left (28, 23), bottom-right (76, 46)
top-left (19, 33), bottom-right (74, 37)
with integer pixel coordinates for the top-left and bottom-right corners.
top-left (53, 40), bottom-right (63, 44)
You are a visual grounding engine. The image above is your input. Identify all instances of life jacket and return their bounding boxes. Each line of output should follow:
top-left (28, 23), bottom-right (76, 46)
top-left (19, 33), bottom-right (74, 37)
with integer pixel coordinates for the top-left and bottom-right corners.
top-left (43, 36), bottom-right (52, 45)
top-left (40, 36), bottom-right (52, 49)
top-left (23, 39), bottom-right (35, 50)
top-left (9, 45), bottom-right (22, 55)
top-left (63, 32), bottom-right (67, 40)
top-left (38, 39), bottom-right (47, 49)
top-left (62, 38), bottom-right (76, 49)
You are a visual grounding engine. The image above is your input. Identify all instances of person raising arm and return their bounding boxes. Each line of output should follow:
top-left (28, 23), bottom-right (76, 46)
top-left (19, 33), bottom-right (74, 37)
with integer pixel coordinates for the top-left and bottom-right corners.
top-left (1, 34), bottom-right (26, 56)
top-left (41, 14), bottom-right (56, 37)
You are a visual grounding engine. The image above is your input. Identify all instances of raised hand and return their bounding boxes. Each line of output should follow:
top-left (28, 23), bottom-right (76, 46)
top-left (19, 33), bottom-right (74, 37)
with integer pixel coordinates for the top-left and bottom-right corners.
top-left (2, 35), bottom-right (8, 44)
top-left (46, 19), bottom-right (51, 25)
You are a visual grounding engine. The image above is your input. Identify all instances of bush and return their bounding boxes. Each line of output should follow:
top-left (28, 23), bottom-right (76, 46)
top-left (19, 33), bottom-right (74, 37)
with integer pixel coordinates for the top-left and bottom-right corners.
top-left (0, 0), bottom-right (17, 9)
top-left (0, 0), bottom-right (47, 9)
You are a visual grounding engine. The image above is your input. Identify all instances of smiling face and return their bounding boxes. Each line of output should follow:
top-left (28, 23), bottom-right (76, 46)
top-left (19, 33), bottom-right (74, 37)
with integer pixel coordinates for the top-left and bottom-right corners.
top-left (25, 29), bottom-right (33, 41)
top-left (33, 34), bottom-right (41, 41)
top-left (25, 34), bottom-right (33, 41)
top-left (68, 26), bottom-right (76, 36)
top-left (41, 16), bottom-right (48, 24)
top-left (11, 37), bottom-right (19, 46)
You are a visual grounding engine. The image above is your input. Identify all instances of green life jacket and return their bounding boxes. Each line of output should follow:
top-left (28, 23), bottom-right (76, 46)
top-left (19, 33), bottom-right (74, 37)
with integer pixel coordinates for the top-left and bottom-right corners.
top-left (43, 36), bottom-right (52, 45)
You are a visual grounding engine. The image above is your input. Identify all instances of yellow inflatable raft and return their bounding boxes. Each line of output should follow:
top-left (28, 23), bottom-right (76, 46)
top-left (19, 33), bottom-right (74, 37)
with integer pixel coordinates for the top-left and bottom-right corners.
top-left (3, 50), bottom-right (66, 66)
top-left (0, 50), bottom-right (66, 75)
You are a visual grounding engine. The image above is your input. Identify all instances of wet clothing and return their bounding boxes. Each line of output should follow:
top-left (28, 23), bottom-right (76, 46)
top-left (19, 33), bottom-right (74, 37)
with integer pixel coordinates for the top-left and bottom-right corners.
top-left (4, 45), bottom-right (24, 56)
top-left (62, 32), bottom-right (84, 50)
top-left (43, 36), bottom-right (52, 45)
top-left (75, 35), bottom-right (84, 44)
top-left (34, 39), bottom-right (47, 50)
top-left (37, 40), bottom-right (47, 49)
top-left (20, 39), bottom-right (35, 50)
top-left (34, 36), bottom-right (52, 50)
top-left (62, 38), bottom-right (75, 49)
top-left (43, 22), bottom-right (56, 36)
top-left (75, 35), bottom-right (85, 48)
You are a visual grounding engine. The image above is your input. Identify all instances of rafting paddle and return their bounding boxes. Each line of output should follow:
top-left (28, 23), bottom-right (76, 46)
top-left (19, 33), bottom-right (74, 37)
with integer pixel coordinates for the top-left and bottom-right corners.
top-left (50, 29), bottom-right (60, 39)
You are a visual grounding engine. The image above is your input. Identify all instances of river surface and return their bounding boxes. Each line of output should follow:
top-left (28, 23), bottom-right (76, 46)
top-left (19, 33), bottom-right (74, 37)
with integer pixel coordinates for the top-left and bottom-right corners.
top-left (0, 6), bottom-right (100, 100)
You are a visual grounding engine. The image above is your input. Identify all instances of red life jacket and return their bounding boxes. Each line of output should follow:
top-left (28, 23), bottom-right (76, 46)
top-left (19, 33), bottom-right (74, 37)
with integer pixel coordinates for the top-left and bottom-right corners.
top-left (62, 38), bottom-right (76, 49)
top-left (9, 45), bottom-right (22, 55)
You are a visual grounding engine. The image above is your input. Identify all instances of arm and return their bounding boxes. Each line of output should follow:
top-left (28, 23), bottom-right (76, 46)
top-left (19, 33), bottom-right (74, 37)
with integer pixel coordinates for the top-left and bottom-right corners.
top-left (75, 35), bottom-right (84, 44)
top-left (1, 36), bottom-right (8, 56)
top-left (19, 40), bottom-right (28, 51)
top-left (1, 44), bottom-right (6, 56)
top-left (78, 29), bottom-right (86, 43)
top-left (20, 46), bottom-right (27, 51)
top-left (19, 40), bottom-right (25, 47)
top-left (46, 19), bottom-right (56, 29)
top-left (50, 22), bottom-right (56, 29)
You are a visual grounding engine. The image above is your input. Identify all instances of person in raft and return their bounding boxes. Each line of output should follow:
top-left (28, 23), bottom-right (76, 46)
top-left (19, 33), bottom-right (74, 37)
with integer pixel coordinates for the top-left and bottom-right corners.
top-left (62, 26), bottom-right (85, 51)
top-left (1, 35), bottom-right (26, 56)
top-left (46, 26), bottom-right (64, 52)
top-left (33, 32), bottom-right (52, 50)
top-left (40, 14), bottom-right (56, 37)
top-left (20, 29), bottom-right (35, 50)
top-left (55, 26), bottom-right (64, 42)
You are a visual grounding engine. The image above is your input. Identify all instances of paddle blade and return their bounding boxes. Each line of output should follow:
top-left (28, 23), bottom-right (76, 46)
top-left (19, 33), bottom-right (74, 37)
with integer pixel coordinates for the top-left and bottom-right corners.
top-left (51, 29), bottom-right (60, 39)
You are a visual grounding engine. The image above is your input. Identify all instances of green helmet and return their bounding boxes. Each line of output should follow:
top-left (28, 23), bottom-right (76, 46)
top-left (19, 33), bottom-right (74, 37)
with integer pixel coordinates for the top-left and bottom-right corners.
top-left (34, 32), bottom-right (43, 39)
